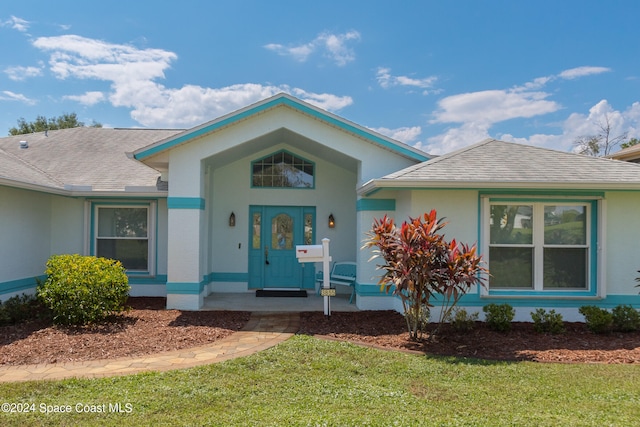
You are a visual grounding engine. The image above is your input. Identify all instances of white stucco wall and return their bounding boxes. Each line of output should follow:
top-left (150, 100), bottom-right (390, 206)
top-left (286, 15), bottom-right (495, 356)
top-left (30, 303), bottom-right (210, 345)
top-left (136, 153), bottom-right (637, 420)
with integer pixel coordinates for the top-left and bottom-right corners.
top-left (603, 191), bottom-right (640, 295)
top-left (0, 186), bottom-right (52, 284)
top-left (156, 198), bottom-right (168, 276)
top-left (50, 196), bottom-right (85, 255)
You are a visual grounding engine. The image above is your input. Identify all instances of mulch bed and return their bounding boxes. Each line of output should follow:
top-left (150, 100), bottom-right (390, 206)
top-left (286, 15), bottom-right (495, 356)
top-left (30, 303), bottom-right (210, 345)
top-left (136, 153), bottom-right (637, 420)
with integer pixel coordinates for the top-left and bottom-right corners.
top-left (298, 311), bottom-right (640, 364)
top-left (1, 298), bottom-right (639, 365)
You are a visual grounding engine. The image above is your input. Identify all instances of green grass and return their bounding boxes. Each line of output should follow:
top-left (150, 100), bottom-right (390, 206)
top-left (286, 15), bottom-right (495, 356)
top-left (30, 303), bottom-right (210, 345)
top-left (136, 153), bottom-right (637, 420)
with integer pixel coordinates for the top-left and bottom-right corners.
top-left (1, 335), bottom-right (639, 426)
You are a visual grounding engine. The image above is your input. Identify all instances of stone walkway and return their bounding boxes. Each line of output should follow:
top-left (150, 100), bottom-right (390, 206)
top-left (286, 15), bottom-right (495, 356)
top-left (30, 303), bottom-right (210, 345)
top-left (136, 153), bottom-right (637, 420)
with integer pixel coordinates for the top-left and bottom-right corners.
top-left (0, 312), bottom-right (299, 383)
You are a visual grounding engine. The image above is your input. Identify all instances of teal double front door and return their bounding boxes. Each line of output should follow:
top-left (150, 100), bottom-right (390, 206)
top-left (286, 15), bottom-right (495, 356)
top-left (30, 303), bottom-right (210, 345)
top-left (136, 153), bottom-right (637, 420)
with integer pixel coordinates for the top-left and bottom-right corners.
top-left (248, 206), bottom-right (316, 289)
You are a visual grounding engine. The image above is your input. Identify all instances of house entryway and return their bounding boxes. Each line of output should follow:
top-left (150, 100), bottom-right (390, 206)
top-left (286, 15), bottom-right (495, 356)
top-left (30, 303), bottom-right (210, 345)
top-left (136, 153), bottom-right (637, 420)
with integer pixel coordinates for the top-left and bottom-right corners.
top-left (248, 206), bottom-right (316, 290)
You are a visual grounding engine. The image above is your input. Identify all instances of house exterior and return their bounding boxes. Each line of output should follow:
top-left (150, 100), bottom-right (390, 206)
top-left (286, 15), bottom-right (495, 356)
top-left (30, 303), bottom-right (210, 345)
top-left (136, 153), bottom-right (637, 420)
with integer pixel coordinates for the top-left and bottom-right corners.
top-left (2, 93), bottom-right (640, 321)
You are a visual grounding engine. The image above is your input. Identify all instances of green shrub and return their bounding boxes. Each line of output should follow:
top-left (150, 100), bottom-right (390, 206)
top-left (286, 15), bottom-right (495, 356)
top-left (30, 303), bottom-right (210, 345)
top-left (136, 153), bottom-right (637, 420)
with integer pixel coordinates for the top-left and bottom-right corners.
top-left (578, 305), bottom-right (613, 334)
top-left (0, 293), bottom-right (50, 326)
top-left (482, 303), bottom-right (514, 332)
top-left (447, 308), bottom-right (479, 332)
top-left (37, 254), bottom-right (130, 325)
top-left (530, 308), bottom-right (565, 334)
top-left (611, 305), bottom-right (640, 332)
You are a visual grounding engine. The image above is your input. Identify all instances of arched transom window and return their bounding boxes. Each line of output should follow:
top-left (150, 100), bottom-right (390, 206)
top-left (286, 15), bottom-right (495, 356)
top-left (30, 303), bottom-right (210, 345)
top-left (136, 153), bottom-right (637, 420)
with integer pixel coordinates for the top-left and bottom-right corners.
top-left (251, 150), bottom-right (314, 188)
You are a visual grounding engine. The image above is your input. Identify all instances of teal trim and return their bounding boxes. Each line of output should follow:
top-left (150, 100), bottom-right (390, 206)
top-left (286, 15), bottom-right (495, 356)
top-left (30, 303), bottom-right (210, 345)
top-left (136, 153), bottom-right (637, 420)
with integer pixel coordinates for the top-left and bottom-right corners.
top-left (482, 196), bottom-right (600, 296)
top-left (90, 201), bottom-right (156, 276)
top-left (487, 289), bottom-right (597, 297)
top-left (210, 272), bottom-right (249, 282)
top-left (166, 282), bottom-right (205, 295)
top-left (128, 275), bottom-right (168, 285)
top-left (356, 199), bottom-right (396, 211)
top-left (356, 283), bottom-right (394, 297)
top-left (167, 197), bottom-right (205, 210)
top-left (354, 284), bottom-right (640, 309)
top-left (0, 276), bottom-right (44, 296)
top-left (457, 293), bottom-right (640, 309)
top-left (134, 95), bottom-right (430, 162)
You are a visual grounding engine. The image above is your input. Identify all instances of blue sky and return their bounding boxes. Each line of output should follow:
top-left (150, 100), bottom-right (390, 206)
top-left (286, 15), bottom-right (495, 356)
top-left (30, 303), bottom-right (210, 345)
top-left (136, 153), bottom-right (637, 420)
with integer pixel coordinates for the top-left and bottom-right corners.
top-left (1, 1), bottom-right (639, 155)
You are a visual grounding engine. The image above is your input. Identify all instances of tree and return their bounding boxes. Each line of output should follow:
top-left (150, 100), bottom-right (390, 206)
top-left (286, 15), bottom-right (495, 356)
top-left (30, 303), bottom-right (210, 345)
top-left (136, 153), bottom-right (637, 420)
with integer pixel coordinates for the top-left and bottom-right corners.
top-left (8, 113), bottom-right (102, 135)
top-left (620, 138), bottom-right (640, 150)
top-left (363, 210), bottom-right (487, 340)
top-left (574, 113), bottom-right (628, 156)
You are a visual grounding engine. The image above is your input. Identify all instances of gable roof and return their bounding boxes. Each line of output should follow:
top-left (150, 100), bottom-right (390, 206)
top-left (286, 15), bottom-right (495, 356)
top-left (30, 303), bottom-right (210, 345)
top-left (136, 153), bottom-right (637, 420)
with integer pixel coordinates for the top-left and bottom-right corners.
top-left (0, 127), bottom-right (182, 195)
top-left (359, 138), bottom-right (640, 195)
top-left (133, 93), bottom-right (430, 163)
top-left (608, 143), bottom-right (640, 163)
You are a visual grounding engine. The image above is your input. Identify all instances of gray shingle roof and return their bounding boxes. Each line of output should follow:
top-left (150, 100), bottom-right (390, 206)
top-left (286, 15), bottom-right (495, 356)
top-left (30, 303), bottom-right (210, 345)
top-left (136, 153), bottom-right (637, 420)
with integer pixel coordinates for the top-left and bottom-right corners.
top-left (0, 127), bottom-right (182, 193)
top-left (363, 139), bottom-right (640, 192)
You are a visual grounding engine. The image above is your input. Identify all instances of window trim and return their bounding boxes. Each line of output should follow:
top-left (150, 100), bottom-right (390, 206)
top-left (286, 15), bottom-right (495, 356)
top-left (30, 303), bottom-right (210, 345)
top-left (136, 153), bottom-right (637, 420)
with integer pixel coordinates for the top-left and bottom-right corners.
top-left (90, 201), bottom-right (156, 276)
top-left (480, 195), bottom-right (601, 298)
top-left (250, 149), bottom-right (315, 189)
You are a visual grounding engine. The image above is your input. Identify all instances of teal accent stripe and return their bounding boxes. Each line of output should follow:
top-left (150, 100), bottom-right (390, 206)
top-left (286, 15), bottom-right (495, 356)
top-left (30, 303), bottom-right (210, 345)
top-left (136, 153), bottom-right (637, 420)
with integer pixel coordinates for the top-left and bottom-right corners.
top-left (128, 275), bottom-right (168, 285)
top-left (356, 283), bottom-right (640, 309)
top-left (356, 283), bottom-right (393, 297)
top-left (0, 276), bottom-right (44, 296)
top-left (356, 199), bottom-right (396, 211)
top-left (134, 96), bottom-right (430, 162)
top-left (210, 272), bottom-right (249, 282)
top-left (167, 197), bottom-right (205, 210)
top-left (457, 293), bottom-right (640, 309)
top-left (487, 289), bottom-right (597, 297)
top-left (166, 282), bottom-right (205, 295)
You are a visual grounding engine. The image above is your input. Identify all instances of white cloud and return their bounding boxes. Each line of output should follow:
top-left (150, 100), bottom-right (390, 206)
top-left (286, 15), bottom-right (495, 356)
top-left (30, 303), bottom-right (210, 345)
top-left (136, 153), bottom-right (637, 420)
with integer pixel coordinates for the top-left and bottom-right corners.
top-left (4, 65), bottom-right (43, 81)
top-left (290, 88), bottom-right (353, 111)
top-left (376, 67), bottom-right (437, 94)
top-left (30, 34), bottom-right (353, 127)
top-left (0, 90), bottom-right (36, 105)
top-left (63, 91), bottom-right (105, 106)
top-left (424, 66), bottom-right (625, 153)
top-left (433, 89), bottom-right (560, 124)
top-left (501, 99), bottom-right (640, 153)
top-left (370, 125), bottom-right (422, 144)
top-left (264, 42), bottom-right (314, 62)
top-left (422, 122), bottom-right (492, 155)
top-left (559, 66), bottom-right (611, 80)
top-left (265, 30), bottom-right (361, 66)
top-left (1, 16), bottom-right (30, 32)
top-left (33, 35), bottom-right (177, 81)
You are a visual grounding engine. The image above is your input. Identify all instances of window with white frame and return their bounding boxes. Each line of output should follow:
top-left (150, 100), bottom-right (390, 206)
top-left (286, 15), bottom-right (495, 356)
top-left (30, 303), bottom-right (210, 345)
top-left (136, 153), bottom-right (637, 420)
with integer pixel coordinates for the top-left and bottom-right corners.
top-left (486, 200), bottom-right (594, 292)
top-left (94, 205), bottom-right (154, 272)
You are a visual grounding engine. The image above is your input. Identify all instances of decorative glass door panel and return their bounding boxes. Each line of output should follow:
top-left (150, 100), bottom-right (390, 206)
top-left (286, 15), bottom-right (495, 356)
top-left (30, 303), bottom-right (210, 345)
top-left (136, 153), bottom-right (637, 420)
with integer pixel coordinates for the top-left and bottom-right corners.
top-left (248, 206), bottom-right (316, 289)
top-left (271, 214), bottom-right (293, 250)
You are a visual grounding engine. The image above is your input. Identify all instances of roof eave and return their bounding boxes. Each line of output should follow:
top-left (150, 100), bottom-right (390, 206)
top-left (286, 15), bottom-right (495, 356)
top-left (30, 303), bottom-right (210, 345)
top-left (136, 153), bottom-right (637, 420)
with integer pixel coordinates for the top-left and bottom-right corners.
top-left (358, 179), bottom-right (640, 196)
top-left (0, 177), bottom-right (167, 198)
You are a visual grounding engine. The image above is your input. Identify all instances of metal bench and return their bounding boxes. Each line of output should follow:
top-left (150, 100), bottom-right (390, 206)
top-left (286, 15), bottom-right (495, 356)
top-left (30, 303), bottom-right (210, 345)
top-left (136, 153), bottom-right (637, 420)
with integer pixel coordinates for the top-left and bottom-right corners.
top-left (316, 261), bottom-right (357, 304)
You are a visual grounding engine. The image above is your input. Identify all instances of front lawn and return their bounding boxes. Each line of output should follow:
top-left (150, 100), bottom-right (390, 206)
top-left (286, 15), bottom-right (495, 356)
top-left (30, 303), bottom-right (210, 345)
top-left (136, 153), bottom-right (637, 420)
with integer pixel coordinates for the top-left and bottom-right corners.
top-left (1, 335), bottom-right (638, 426)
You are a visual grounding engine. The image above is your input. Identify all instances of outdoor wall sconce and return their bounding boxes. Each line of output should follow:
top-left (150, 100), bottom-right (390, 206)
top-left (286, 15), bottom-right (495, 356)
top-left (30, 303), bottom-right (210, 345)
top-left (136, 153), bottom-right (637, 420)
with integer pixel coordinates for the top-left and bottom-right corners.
top-left (328, 214), bottom-right (335, 228)
top-left (229, 212), bottom-right (236, 227)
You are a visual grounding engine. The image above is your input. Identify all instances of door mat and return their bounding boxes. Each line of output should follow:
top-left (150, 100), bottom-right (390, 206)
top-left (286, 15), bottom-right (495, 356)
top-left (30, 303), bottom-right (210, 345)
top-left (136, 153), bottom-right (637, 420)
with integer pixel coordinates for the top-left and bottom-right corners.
top-left (256, 290), bottom-right (308, 298)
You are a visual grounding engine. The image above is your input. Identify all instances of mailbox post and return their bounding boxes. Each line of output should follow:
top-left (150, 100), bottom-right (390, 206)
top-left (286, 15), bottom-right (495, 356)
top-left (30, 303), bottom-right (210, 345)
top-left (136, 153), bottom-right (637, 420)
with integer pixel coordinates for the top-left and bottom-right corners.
top-left (296, 238), bottom-right (332, 316)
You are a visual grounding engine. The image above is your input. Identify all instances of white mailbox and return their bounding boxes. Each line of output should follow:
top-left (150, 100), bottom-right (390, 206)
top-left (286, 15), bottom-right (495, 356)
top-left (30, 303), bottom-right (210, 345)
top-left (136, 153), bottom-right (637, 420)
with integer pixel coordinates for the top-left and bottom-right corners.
top-left (295, 244), bottom-right (323, 261)
top-left (297, 238), bottom-right (333, 317)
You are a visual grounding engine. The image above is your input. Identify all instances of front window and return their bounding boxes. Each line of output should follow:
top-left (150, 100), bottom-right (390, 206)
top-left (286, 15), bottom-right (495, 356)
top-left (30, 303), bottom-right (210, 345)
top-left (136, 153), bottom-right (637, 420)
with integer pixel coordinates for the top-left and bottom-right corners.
top-left (252, 150), bottom-right (314, 188)
top-left (95, 205), bottom-right (152, 272)
top-left (487, 201), bottom-right (592, 292)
